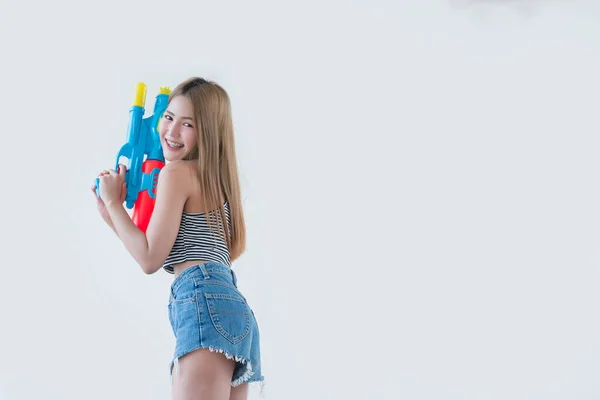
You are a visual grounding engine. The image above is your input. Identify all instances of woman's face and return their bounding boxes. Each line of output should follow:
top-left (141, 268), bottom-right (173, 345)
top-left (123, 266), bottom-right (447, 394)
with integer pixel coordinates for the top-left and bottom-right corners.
top-left (159, 95), bottom-right (198, 161)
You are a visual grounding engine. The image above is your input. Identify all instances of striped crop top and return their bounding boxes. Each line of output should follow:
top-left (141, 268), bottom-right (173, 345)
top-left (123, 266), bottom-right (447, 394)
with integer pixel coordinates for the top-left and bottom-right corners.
top-left (162, 202), bottom-right (232, 274)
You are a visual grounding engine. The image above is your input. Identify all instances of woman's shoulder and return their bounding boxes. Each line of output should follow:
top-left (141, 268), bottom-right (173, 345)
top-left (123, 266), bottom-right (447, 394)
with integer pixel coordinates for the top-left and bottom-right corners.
top-left (161, 160), bottom-right (197, 180)
top-left (163, 159), bottom-right (196, 172)
top-left (157, 160), bottom-right (197, 191)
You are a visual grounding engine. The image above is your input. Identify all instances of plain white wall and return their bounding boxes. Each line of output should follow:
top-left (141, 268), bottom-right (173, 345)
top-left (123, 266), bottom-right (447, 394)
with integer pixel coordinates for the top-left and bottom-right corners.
top-left (1, 0), bottom-right (599, 399)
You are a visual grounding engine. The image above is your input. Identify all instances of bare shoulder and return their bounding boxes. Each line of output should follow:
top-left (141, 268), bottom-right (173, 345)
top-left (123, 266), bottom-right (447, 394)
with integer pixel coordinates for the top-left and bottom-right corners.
top-left (153, 161), bottom-right (189, 200)
top-left (159, 160), bottom-right (195, 184)
top-left (162, 159), bottom-right (194, 173)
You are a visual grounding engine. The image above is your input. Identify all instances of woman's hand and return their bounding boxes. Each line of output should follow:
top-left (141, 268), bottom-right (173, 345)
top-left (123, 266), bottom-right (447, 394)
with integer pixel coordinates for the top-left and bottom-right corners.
top-left (98, 165), bottom-right (128, 207)
top-left (92, 166), bottom-right (127, 223)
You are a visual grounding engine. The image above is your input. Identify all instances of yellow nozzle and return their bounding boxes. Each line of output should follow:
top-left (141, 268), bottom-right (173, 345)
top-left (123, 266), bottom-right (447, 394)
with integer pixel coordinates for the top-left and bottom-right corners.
top-left (133, 82), bottom-right (147, 107)
top-left (159, 86), bottom-right (171, 95)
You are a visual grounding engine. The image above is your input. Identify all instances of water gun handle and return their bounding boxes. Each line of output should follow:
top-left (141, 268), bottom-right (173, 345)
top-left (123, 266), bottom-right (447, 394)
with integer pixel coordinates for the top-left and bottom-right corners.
top-left (94, 143), bottom-right (135, 204)
top-left (132, 159), bottom-right (165, 232)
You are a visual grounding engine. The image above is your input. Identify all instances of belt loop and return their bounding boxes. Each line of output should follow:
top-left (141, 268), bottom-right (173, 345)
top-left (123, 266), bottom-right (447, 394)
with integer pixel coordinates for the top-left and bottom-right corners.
top-left (231, 269), bottom-right (238, 287)
top-left (199, 263), bottom-right (210, 279)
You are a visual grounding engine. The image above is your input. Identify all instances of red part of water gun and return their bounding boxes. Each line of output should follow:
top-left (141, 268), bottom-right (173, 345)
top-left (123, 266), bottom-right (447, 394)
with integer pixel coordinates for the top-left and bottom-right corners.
top-left (132, 159), bottom-right (165, 233)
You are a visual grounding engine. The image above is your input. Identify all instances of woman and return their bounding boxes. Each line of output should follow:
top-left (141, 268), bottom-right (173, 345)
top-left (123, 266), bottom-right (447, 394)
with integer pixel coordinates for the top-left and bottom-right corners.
top-left (92, 77), bottom-right (264, 400)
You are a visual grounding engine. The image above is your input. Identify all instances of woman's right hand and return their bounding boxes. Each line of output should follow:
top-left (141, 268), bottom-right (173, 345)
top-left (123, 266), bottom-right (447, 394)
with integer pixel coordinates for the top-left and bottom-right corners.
top-left (92, 169), bottom-right (127, 223)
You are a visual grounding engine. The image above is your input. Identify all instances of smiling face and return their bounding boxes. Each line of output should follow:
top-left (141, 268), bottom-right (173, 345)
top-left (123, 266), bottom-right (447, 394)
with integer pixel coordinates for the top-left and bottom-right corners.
top-left (158, 95), bottom-right (198, 161)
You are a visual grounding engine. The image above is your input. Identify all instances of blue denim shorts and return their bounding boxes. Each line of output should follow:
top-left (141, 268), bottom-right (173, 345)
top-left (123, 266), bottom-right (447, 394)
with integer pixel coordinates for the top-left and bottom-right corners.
top-left (168, 262), bottom-right (264, 387)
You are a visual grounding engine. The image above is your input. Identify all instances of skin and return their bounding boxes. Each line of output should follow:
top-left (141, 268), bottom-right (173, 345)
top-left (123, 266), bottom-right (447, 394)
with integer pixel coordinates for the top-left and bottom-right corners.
top-left (92, 95), bottom-right (249, 400)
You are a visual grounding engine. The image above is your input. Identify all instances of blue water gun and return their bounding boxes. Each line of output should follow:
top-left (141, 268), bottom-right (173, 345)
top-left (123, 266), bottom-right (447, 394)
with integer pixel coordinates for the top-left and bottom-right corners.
top-left (95, 82), bottom-right (171, 232)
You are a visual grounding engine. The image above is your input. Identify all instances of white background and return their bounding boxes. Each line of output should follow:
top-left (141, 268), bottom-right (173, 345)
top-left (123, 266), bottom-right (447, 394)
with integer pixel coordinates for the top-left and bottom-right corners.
top-left (1, 0), bottom-right (599, 399)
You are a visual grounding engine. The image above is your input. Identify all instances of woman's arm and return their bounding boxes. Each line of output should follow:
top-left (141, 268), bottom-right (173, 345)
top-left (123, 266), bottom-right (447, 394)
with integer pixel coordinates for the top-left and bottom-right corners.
top-left (104, 217), bottom-right (119, 236)
top-left (105, 162), bottom-right (189, 274)
top-left (92, 182), bottom-right (126, 238)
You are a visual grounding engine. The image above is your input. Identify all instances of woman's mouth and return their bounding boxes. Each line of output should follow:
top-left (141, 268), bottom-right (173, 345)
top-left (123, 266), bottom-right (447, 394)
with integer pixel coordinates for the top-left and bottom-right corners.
top-left (166, 139), bottom-right (184, 150)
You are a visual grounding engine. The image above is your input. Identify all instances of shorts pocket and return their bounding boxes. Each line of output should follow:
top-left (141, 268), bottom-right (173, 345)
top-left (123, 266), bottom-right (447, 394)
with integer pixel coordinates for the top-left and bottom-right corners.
top-left (204, 293), bottom-right (251, 344)
top-left (168, 294), bottom-right (197, 336)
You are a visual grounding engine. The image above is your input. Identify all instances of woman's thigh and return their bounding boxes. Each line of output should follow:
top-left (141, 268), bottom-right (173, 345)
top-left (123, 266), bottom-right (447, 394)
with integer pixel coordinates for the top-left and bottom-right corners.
top-left (172, 348), bottom-right (236, 400)
top-left (229, 383), bottom-right (248, 400)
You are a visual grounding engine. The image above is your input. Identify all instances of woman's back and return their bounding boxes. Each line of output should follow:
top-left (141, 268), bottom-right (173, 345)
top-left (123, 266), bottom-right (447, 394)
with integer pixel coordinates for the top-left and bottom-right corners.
top-left (180, 160), bottom-right (224, 214)
top-left (164, 160), bottom-right (232, 276)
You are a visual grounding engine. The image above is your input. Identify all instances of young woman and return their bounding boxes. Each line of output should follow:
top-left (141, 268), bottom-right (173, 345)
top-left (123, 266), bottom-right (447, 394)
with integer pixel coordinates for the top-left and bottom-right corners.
top-left (92, 77), bottom-right (264, 400)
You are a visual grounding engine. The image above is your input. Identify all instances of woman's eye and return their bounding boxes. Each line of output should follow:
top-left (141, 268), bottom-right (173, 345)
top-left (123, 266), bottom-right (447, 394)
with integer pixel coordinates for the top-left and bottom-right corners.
top-left (164, 115), bottom-right (173, 121)
top-left (184, 123), bottom-right (194, 128)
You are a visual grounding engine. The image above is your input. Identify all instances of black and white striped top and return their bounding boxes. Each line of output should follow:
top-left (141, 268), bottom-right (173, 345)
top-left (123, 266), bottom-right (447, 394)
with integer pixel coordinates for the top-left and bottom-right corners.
top-left (162, 202), bottom-right (232, 274)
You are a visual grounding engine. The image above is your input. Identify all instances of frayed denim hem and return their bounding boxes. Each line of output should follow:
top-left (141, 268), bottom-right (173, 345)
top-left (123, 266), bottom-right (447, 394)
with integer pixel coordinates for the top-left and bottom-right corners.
top-left (169, 346), bottom-right (265, 389)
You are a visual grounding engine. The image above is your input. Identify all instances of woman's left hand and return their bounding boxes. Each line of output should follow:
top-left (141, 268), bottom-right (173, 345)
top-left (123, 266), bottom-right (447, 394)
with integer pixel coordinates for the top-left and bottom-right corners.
top-left (98, 164), bottom-right (127, 205)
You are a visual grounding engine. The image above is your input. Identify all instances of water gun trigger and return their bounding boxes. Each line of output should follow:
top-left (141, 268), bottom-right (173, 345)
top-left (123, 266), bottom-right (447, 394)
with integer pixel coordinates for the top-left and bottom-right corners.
top-left (115, 160), bottom-right (135, 208)
top-left (115, 144), bottom-right (132, 171)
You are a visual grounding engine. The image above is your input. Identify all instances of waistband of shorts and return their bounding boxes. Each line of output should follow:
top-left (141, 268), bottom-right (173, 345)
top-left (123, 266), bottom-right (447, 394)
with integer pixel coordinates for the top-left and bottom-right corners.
top-left (170, 262), bottom-right (236, 294)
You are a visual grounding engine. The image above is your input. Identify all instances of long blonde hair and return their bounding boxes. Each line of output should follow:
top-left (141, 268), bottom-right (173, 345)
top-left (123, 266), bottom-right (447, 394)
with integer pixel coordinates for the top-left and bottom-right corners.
top-left (169, 77), bottom-right (246, 261)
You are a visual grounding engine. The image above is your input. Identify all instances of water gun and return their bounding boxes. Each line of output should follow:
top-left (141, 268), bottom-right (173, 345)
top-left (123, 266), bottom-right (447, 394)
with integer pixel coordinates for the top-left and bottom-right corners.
top-left (95, 82), bottom-right (171, 232)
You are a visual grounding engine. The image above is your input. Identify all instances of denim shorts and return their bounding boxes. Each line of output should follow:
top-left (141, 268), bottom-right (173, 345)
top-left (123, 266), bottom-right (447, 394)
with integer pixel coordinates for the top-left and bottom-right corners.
top-left (168, 262), bottom-right (264, 387)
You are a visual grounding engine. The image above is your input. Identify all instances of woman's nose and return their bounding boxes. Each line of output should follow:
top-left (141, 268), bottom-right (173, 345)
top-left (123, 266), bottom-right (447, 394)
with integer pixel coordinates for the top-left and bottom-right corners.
top-left (167, 124), bottom-right (180, 137)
